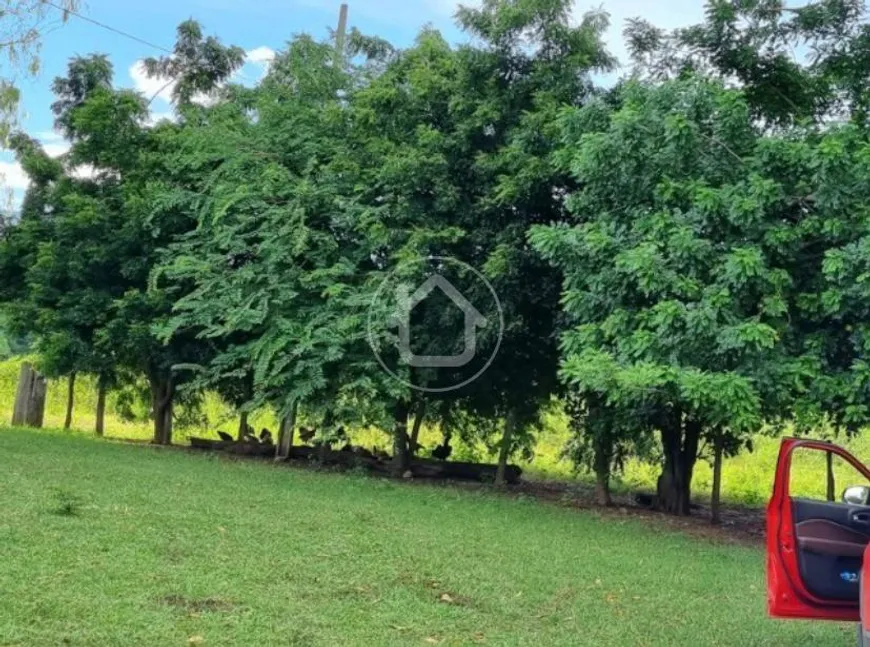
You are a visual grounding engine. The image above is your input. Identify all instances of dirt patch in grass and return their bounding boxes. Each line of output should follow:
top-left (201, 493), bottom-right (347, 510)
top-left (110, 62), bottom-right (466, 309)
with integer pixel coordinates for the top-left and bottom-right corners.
top-left (394, 572), bottom-right (481, 610)
top-left (511, 479), bottom-right (766, 546)
top-left (159, 595), bottom-right (237, 614)
top-left (394, 476), bottom-right (766, 547)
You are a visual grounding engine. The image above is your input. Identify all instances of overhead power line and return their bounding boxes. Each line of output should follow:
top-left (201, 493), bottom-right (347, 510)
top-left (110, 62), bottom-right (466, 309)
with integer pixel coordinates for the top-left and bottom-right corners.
top-left (40, 0), bottom-right (173, 54)
top-left (40, 1), bottom-right (259, 86)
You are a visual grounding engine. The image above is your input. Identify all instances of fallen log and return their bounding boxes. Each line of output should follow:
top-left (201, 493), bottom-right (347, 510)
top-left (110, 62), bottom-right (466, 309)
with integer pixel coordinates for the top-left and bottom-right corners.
top-left (413, 457), bottom-right (522, 485)
top-left (190, 437), bottom-right (230, 450)
top-left (188, 438), bottom-right (522, 484)
top-left (226, 442), bottom-right (275, 457)
top-left (189, 437), bottom-right (274, 457)
top-left (284, 446), bottom-right (522, 484)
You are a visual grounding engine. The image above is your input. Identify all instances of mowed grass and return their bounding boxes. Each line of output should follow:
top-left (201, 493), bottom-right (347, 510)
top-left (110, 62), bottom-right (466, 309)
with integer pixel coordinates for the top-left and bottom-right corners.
top-left (0, 428), bottom-right (855, 646)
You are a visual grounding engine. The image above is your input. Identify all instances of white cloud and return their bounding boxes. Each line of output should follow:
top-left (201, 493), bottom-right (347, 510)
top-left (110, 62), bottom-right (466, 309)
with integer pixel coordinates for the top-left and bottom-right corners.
top-left (240, 46), bottom-right (277, 83)
top-left (145, 111), bottom-right (177, 127)
top-left (192, 93), bottom-right (220, 108)
top-left (69, 164), bottom-right (98, 181)
top-left (246, 46), bottom-right (276, 66)
top-left (42, 141), bottom-right (70, 158)
top-left (129, 60), bottom-right (175, 104)
top-left (129, 58), bottom-right (219, 119)
top-left (0, 160), bottom-right (30, 190)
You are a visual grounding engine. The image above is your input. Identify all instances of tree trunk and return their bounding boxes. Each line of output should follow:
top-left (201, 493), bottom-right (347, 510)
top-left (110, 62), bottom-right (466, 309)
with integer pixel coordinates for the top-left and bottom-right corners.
top-left (11, 362), bottom-right (47, 428)
top-left (275, 401), bottom-right (298, 460)
top-left (409, 399), bottom-right (426, 457)
top-left (826, 449), bottom-right (836, 502)
top-left (236, 371), bottom-right (254, 442)
top-left (656, 412), bottom-right (700, 516)
top-left (495, 410), bottom-right (517, 487)
top-left (95, 376), bottom-right (107, 437)
top-left (63, 372), bottom-right (76, 430)
top-left (156, 393), bottom-right (174, 445)
top-left (237, 411), bottom-right (249, 442)
top-left (163, 396), bottom-right (174, 445)
top-left (593, 435), bottom-right (613, 507)
top-left (711, 432), bottom-right (724, 525)
top-left (585, 396), bottom-right (613, 506)
top-left (391, 400), bottom-right (411, 477)
top-left (150, 374), bottom-right (175, 445)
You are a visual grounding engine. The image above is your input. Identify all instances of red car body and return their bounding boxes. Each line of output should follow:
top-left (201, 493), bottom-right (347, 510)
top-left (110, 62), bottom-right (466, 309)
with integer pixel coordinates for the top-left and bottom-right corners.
top-left (767, 438), bottom-right (870, 643)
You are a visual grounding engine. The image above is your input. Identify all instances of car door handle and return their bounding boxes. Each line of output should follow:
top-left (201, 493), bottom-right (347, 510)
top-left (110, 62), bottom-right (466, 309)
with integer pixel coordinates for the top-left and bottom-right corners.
top-left (852, 512), bottom-right (870, 525)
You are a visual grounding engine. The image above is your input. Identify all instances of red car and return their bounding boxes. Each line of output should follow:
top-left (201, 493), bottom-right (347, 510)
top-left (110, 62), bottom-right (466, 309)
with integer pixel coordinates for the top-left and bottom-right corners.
top-left (768, 437), bottom-right (870, 644)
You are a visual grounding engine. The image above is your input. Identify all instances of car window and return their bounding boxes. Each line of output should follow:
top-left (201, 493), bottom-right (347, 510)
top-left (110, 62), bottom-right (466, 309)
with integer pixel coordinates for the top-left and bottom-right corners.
top-left (788, 444), bottom-right (870, 503)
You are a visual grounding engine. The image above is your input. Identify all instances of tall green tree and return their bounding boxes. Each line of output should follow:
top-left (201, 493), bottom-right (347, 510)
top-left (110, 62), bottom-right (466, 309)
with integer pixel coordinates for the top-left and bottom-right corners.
top-left (142, 19), bottom-right (244, 105)
top-left (531, 78), bottom-right (812, 514)
top-left (0, 20), bottom-right (244, 443)
top-left (156, 34), bottom-right (397, 456)
top-left (625, 0), bottom-right (870, 125)
top-left (343, 0), bottom-right (614, 478)
top-left (108, 20), bottom-right (245, 444)
top-left (160, 0), bottom-right (614, 477)
top-left (0, 113), bottom-right (116, 433)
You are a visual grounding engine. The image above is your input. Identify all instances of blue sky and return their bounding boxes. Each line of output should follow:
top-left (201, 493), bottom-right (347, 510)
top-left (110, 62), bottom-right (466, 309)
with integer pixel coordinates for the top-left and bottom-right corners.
top-left (1, 0), bottom-right (710, 204)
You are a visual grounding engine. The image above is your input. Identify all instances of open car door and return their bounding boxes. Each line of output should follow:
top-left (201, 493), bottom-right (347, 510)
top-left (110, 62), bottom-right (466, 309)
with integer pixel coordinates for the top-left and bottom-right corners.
top-left (768, 437), bottom-right (870, 622)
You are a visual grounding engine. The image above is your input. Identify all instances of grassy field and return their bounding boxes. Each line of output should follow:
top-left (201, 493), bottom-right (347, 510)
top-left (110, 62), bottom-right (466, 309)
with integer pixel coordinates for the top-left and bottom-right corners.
top-left (0, 427), bottom-right (856, 646)
top-left (3, 356), bottom-right (870, 508)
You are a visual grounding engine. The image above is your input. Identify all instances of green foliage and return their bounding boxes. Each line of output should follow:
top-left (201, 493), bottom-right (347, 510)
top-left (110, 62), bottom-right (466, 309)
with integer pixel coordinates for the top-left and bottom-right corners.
top-left (0, 22), bottom-right (247, 443)
top-left (625, 0), bottom-right (870, 125)
top-left (4, 1), bottom-right (870, 514)
top-left (156, 33), bottom-right (386, 426)
top-left (142, 20), bottom-right (245, 105)
top-left (153, 1), bottom-right (615, 466)
top-left (0, 309), bottom-right (28, 358)
top-left (532, 77), bottom-right (818, 511)
top-left (1, 54), bottom-right (168, 406)
top-left (533, 66), bottom-right (870, 511)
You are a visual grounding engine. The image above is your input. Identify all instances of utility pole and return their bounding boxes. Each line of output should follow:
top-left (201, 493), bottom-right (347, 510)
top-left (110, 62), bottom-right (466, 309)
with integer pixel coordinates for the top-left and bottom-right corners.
top-left (334, 3), bottom-right (348, 69)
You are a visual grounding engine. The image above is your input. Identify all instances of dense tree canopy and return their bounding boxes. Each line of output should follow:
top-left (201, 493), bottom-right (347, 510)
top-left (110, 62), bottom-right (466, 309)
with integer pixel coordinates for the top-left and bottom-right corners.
top-left (3, 0), bottom-right (870, 514)
top-left (156, 0), bottom-right (612, 478)
top-left (532, 79), bottom-right (793, 513)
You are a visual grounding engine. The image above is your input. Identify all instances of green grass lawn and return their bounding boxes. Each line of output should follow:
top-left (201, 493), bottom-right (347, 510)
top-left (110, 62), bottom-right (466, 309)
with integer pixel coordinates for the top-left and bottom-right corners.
top-left (0, 428), bottom-right (856, 646)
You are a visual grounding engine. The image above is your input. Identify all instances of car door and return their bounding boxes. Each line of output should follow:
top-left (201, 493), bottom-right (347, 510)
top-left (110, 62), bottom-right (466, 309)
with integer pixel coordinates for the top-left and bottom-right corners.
top-left (768, 437), bottom-right (870, 621)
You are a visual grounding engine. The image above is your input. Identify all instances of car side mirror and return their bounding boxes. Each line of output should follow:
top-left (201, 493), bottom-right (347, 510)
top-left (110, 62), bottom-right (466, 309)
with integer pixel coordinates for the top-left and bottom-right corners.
top-left (843, 485), bottom-right (870, 506)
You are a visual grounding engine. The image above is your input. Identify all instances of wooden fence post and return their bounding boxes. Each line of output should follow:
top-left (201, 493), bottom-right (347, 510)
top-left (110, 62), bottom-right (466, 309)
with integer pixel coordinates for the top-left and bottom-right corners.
top-left (11, 362), bottom-right (47, 428)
